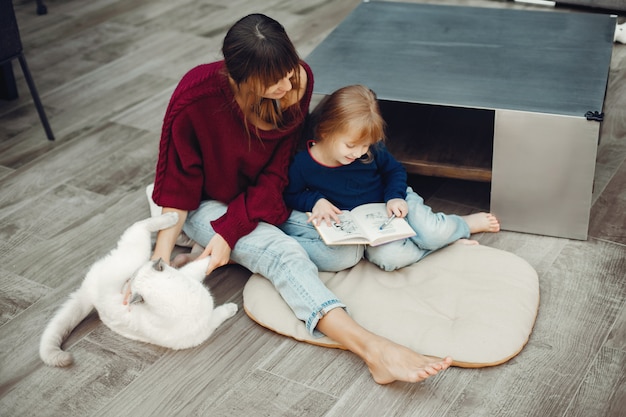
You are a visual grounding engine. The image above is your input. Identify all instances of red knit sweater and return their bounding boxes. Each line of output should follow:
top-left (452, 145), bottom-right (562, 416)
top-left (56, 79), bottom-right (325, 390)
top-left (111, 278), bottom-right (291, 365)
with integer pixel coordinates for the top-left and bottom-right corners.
top-left (152, 60), bottom-right (314, 248)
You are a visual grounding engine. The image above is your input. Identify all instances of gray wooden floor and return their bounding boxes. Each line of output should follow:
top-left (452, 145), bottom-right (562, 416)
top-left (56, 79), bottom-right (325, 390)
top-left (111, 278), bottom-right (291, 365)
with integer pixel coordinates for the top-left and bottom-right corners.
top-left (1, 0), bottom-right (625, 416)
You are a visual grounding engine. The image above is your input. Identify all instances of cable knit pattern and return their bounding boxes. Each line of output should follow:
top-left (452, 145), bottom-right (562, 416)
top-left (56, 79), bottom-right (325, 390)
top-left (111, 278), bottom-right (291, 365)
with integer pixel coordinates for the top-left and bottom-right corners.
top-left (152, 60), bottom-right (314, 247)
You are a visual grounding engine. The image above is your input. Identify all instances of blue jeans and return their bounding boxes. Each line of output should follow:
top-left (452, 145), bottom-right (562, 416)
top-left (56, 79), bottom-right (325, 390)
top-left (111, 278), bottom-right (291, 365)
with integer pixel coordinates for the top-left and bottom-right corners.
top-left (278, 212), bottom-right (365, 271)
top-left (280, 187), bottom-right (470, 272)
top-left (182, 200), bottom-right (346, 336)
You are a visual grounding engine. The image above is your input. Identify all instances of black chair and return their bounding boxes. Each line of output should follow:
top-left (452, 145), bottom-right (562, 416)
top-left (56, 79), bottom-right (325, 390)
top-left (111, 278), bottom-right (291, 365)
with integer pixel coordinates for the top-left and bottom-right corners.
top-left (0, 0), bottom-right (54, 140)
top-left (36, 0), bottom-right (47, 15)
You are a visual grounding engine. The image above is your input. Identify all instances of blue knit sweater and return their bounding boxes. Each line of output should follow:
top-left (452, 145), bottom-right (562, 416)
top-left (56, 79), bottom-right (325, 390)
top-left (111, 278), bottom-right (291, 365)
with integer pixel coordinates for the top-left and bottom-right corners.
top-left (284, 141), bottom-right (407, 212)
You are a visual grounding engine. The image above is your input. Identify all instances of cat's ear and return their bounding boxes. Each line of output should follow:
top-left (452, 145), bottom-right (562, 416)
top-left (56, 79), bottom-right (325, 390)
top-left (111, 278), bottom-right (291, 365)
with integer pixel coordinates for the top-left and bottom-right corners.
top-left (128, 293), bottom-right (144, 305)
top-left (152, 258), bottom-right (165, 272)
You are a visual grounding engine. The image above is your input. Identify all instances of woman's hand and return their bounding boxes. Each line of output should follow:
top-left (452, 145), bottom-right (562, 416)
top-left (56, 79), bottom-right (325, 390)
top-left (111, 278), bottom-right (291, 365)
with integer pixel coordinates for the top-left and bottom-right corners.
top-left (308, 198), bottom-right (342, 227)
top-left (386, 198), bottom-right (409, 218)
top-left (200, 233), bottom-right (231, 275)
top-left (152, 207), bottom-right (188, 264)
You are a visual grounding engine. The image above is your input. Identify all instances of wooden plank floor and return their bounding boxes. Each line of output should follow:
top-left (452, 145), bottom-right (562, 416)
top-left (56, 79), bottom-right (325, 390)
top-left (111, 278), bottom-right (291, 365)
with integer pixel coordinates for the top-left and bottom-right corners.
top-left (1, 0), bottom-right (625, 416)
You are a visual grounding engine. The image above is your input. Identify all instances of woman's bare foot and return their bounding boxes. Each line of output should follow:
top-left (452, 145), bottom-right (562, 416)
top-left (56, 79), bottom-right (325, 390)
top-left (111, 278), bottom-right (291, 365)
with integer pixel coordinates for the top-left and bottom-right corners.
top-left (317, 308), bottom-right (452, 385)
top-left (462, 212), bottom-right (500, 234)
top-left (364, 338), bottom-right (453, 385)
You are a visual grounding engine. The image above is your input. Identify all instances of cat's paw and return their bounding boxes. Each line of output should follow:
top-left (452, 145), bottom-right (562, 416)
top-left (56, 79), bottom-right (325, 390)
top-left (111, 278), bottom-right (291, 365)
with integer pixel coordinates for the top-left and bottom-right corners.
top-left (221, 303), bottom-right (238, 318)
top-left (145, 212), bottom-right (179, 232)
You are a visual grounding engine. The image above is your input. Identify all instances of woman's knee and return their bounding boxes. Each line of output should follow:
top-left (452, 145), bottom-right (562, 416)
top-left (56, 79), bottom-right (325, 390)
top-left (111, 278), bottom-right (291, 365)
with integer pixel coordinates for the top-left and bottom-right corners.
top-left (280, 212), bottom-right (364, 271)
top-left (279, 212), bottom-right (319, 240)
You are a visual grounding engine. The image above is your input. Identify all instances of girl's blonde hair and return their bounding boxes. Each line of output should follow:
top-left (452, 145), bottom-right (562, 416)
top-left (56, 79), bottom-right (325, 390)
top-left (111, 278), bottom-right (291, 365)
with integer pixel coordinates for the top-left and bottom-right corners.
top-left (311, 85), bottom-right (385, 162)
top-left (222, 14), bottom-right (301, 132)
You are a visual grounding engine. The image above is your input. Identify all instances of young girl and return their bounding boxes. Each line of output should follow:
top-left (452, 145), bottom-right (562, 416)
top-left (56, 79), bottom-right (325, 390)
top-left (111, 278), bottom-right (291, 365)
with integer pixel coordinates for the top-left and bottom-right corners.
top-left (145, 16), bottom-right (451, 384)
top-left (281, 85), bottom-right (500, 272)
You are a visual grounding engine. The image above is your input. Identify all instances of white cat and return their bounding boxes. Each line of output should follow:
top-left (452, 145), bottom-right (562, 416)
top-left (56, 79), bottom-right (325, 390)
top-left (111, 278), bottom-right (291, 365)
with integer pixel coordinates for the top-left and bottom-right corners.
top-left (616, 22), bottom-right (626, 44)
top-left (39, 212), bottom-right (238, 367)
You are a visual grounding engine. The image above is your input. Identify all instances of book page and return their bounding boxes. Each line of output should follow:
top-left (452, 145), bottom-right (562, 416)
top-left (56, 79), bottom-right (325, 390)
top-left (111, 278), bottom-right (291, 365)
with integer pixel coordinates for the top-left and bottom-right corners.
top-left (351, 203), bottom-right (416, 245)
top-left (313, 211), bottom-right (370, 245)
top-left (350, 203), bottom-right (392, 236)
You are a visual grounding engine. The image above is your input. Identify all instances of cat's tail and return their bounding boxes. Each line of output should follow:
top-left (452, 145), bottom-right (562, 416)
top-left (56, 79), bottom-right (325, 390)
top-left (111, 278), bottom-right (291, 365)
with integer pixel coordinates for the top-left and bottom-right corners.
top-left (39, 288), bottom-right (94, 367)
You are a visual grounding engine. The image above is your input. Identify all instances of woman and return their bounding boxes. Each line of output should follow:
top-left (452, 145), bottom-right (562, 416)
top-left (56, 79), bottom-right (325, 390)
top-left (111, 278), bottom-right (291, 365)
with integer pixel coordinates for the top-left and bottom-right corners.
top-left (149, 13), bottom-right (451, 384)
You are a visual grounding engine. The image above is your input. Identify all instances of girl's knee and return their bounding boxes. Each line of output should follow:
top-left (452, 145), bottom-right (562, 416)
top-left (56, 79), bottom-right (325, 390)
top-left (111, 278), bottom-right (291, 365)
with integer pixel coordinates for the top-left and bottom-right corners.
top-left (365, 255), bottom-right (412, 271)
top-left (315, 245), bottom-right (364, 272)
top-left (365, 242), bottom-right (419, 271)
top-left (410, 214), bottom-right (469, 250)
top-left (366, 257), bottom-right (401, 272)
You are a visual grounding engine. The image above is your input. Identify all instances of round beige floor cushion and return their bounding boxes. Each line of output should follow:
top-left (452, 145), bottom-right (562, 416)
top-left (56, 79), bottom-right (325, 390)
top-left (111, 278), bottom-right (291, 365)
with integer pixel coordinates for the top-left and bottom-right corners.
top-left (243, 243), bottom-right (539, 367)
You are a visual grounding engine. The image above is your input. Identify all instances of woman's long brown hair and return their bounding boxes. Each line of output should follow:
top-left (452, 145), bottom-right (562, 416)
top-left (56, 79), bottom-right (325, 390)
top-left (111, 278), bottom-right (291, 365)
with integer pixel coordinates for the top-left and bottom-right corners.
top-left (222, 14), bottom-right (302, 134)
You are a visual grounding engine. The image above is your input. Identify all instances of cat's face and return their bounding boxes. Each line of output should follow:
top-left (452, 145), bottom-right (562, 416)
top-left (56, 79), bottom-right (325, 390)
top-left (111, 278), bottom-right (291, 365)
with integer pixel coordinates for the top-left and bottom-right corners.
top-left (126, 259), bottom-right (186, 308)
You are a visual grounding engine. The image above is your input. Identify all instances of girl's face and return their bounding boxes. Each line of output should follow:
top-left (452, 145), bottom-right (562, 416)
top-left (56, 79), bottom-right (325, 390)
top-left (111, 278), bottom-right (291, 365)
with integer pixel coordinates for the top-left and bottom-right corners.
top-left (262, 70), bottom-right (295, 100)
top-left (325, 129), bottom-right (372, 166)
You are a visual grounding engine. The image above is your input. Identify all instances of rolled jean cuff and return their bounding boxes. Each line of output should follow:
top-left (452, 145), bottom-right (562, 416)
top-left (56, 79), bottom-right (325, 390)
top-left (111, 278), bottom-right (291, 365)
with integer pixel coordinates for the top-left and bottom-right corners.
top-left (307, 299), bottom-right (347, 338)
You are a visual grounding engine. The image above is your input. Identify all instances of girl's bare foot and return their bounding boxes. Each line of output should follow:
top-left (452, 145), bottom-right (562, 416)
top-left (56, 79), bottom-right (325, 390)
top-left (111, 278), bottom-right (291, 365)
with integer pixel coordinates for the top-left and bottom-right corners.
top-left (462, 212), bottom-right (500, 234)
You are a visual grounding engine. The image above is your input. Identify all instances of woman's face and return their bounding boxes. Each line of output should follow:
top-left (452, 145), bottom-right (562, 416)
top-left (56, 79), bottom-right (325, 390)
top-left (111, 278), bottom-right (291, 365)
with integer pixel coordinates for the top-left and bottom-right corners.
top-left (262, 70), bottom-right (295, 100)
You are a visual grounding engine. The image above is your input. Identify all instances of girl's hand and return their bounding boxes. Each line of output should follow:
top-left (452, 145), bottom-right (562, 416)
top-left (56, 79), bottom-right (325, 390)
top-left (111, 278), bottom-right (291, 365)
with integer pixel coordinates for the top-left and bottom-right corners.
top-left (387, 198), bottom-right (409, 218)
top-left (308, 198), bottom-right (342, 227)
top-left (200, 233), bottom-right (231, 275)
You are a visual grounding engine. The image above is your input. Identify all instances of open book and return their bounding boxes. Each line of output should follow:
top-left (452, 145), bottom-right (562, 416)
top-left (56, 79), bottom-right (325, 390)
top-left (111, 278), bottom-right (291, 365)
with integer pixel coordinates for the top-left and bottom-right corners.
top-left (310, 203), bottom-right (416, 246)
